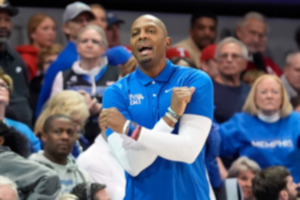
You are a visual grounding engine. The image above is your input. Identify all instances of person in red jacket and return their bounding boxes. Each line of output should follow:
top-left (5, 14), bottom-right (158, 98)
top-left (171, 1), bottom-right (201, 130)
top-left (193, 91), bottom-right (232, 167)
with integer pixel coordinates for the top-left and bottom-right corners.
top-left (16, 13), bottom-right (57, 80)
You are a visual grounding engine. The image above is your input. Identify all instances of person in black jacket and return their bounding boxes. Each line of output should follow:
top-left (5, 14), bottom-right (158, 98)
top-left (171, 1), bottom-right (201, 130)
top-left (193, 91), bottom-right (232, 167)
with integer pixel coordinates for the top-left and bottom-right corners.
top-left (0, 0), bottom-right (32, 127)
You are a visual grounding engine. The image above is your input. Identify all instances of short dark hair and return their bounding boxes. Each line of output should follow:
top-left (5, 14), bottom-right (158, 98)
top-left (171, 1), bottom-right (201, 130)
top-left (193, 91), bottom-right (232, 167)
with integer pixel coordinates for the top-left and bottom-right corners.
top-left (295, 26), bottom-right (300, 48)
top-left (42, 114), bottom-right (72, 133)
top-left (290, 95), bottom-right (300, 109)
top-left (252, 166), bottom-right (290, 200)
top-left (71, 182), bottom-right (106, 200)
top-left (0, 121), bottom-right (30, 157)
top-left (191, 10), bottom-right (217, 28)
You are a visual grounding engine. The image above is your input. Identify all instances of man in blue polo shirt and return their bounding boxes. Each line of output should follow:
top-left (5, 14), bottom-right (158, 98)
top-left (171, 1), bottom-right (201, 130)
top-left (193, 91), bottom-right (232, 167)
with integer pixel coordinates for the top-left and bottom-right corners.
top-left (100, 15), bottom-right (214, 199)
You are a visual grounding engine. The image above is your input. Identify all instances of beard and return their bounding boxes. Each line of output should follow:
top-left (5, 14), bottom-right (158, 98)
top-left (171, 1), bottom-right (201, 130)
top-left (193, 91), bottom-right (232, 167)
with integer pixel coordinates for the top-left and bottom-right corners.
top-left (0, 28), bottom-right (10, 44)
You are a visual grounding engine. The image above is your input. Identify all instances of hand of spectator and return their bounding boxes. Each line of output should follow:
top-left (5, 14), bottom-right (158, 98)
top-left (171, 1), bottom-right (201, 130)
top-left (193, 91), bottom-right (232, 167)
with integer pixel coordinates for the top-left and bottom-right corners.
top-left (170, 87), bottom-right (195, 116)
top-left (99, 107), bottom-right (126, 134)
top-left (78, 90), bottom-right (102, 116)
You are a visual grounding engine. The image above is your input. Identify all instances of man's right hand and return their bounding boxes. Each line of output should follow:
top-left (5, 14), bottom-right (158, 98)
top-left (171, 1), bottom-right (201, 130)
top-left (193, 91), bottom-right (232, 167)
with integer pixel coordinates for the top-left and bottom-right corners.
top-left (170, 87), bottom-right (195, 116)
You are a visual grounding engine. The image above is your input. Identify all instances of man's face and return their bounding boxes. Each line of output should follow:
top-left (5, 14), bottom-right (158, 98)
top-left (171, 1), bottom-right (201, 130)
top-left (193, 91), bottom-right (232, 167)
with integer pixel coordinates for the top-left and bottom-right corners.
top-left (94, 189), bottom-right (111, 200)
top-left (64, 12), bottom-right (94, 41)
top-left (0, 11), bottom-right (12, 43)
top-left (190, 17), bottom-right (216, 50)
top-left (285, 176), bottom-right (298, 200)
top-left (130, 15), bottom-right (170, 66)
top-left (42, 118), bottom-right (77, 158)
top-left (285, 54), bottom-right (300, 93)
top-left (236, 18), bottom-right (266, 54)
top-left (91, 7), bottom-right (107, 30)
top-left (106, 24), bottom-right (121, 47)
top-left (217, 42), bottom-right (247, 77)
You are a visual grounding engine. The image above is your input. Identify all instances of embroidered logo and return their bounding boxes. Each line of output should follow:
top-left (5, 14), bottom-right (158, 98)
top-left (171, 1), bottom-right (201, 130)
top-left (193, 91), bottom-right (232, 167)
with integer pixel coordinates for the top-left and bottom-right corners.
top-left (129, 94), bottom-right (144, 105)
top-left (165, 88), bottom-right (173, 93)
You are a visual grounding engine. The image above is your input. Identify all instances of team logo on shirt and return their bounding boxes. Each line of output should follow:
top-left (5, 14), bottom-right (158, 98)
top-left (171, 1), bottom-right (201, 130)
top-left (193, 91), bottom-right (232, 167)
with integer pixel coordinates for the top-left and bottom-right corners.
top-left (129, 94), bottom-right (144, 105)
top-left (251, 139), bottom-right (293, 148)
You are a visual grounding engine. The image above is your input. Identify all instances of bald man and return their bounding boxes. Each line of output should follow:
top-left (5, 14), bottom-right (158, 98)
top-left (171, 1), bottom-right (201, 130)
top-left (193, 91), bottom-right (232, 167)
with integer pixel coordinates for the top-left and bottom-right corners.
top-left (100, 15), bottom-right (214, 199)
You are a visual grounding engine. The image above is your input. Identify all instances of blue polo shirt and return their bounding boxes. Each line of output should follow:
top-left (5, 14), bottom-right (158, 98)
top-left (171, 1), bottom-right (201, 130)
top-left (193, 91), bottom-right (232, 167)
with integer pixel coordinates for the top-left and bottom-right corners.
top-left (103, 60), bottom-right (213, 200)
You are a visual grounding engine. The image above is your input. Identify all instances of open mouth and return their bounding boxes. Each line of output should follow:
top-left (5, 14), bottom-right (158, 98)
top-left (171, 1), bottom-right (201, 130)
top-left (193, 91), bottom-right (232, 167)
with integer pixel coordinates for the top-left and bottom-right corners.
top-left (138, 44), bottom-right (152, 56)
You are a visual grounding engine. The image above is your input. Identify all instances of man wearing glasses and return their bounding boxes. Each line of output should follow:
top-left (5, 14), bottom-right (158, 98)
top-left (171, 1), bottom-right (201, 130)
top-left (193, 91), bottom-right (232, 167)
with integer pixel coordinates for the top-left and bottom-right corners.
top-left (213, 37), bottom-right (251, 124)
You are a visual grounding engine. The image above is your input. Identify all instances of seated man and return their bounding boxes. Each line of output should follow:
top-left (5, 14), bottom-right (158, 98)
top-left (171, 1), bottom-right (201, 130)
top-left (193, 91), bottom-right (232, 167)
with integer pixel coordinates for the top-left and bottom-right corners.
top-left (0, 121), bottom-right (60, 199)
top-left (213, 37), bottom-right (250, 123)
top-left (174, 10), bottom-right (217, 68)
top-left (30, 114), bottom-right (90, 194)
top-left (236, 11), bottom-right (282, 84)
top-left (252, 166), bottom-right (298, 200)
top-left (281, 52), bottom-right (300, 100)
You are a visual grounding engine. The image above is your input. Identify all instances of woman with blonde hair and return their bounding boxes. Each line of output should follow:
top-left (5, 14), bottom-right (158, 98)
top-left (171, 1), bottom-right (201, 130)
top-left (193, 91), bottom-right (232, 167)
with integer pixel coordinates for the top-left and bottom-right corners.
top-left (35, 90), bottom-right (89, 156)
top-left (219, 74), bottom-right (300, 183)
top-left (16, 13), bottom-right (57, 80)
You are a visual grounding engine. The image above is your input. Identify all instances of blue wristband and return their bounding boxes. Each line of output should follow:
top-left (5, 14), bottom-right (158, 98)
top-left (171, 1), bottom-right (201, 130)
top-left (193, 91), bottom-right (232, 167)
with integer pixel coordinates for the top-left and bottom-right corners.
top-left (127, 121), bottom-right (138, 137)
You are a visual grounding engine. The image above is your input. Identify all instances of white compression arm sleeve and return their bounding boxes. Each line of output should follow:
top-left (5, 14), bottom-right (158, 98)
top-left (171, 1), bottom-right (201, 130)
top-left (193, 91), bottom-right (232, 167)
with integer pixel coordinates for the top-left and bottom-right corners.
top-left (137, 114), bottom-right (212, 163)
top-left (107, 117), bottom-right (174, 176)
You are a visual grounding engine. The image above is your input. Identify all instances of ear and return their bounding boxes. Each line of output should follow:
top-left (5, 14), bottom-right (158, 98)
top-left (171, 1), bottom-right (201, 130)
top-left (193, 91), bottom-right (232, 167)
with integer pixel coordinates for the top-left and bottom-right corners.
top-left (240, 59), bottom-right (248, 71)
top-left (236, 25), bottom-right (242, 40)
top-left (41, 132), bottom-right (47, 144)
top-left (278, 189), bottom-right (288, 200)
top-left (165, 37), bottom-right (172, 49)
top-left (30, 32), bottom-right (36, 42)
top-left (63, 23), bottom-right (71, 36)
top-left (0, 136), bottom-right (4, 146)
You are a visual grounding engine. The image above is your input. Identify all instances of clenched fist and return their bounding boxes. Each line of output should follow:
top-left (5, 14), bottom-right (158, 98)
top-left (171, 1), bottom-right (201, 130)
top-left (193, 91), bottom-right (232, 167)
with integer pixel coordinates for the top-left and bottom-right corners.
top-left (170, 87), bottom-right (195, 116)
top-left (99, 107), bottom-right (126, 134)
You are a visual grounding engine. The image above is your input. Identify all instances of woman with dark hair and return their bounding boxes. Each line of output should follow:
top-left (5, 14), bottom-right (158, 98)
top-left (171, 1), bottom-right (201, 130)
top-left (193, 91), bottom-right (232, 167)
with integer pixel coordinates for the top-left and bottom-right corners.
top-left (0, 121), bottom-right (29, 157)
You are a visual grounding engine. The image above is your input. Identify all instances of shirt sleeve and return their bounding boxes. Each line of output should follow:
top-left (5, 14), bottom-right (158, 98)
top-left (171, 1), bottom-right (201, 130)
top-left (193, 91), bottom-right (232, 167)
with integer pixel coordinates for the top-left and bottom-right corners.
top-left (50, 71), bottom-right (63, 98)
top-left (219, 115), bottom-right (241, 157)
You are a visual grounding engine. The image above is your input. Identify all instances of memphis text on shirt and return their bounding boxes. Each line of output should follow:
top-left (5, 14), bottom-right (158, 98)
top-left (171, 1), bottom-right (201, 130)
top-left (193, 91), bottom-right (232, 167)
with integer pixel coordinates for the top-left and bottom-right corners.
top-left (251, 139), bottom-right (293, 148)
top-left (129, 94), bottom-right (144, 105)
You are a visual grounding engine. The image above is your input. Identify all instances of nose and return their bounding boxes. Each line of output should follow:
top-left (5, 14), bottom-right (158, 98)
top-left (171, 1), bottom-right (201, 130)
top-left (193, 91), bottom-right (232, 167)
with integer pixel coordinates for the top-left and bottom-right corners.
top-left (138, 30), bottom-right (147, 40)
top-left (60, 131), bottom-right (70, 140)
top-left (266, 91), bottom-right (273, 98)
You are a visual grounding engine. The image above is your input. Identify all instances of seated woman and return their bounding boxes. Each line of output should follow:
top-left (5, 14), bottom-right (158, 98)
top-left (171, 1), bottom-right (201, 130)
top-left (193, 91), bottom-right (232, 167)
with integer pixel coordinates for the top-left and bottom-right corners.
top-left (51, 25), bottom-right (119, 144)
top-left (35, 90), bottom-right (90, 157)
top-left (16, 13), bottom-right (57, 80)
top-left (227, 157), bottom-right (261, 200)
top-left (0, 70), bottom-right (40, 153)
top-left (220, 74), bottom-right (300, 183)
